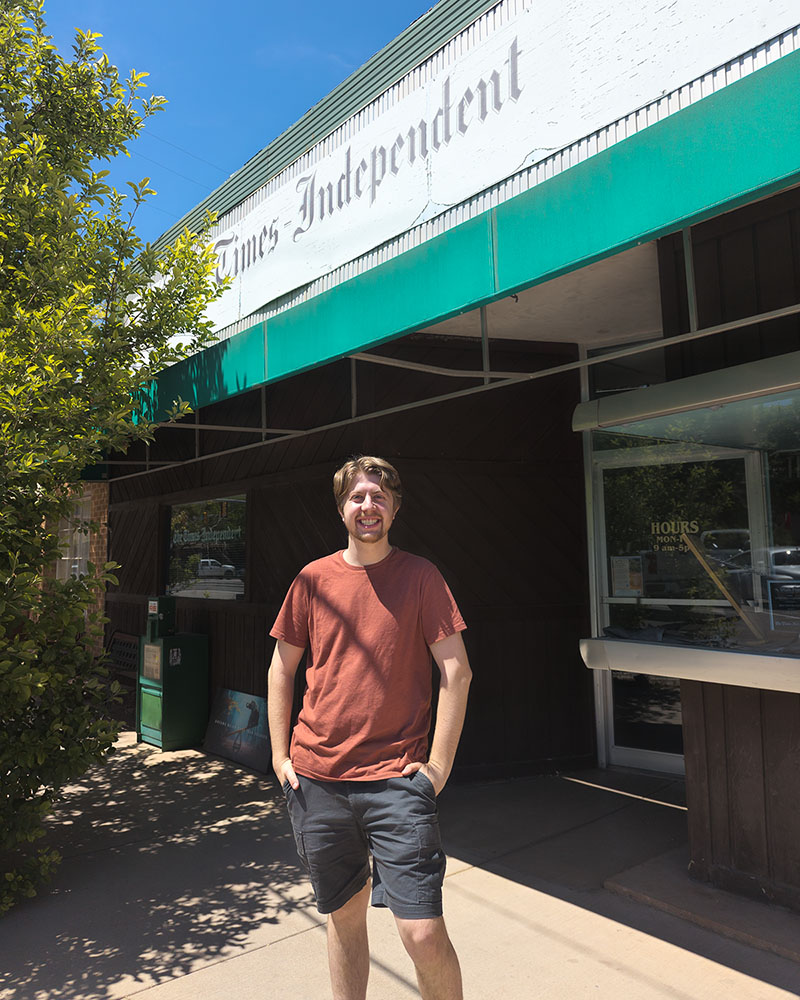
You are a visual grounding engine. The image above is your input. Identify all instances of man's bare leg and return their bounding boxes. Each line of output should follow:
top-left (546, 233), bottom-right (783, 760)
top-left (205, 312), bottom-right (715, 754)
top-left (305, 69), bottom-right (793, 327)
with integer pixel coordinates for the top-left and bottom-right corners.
top-left (394, 916), bottom-right (463, 1000)
top-left (327, 883), bottom-right (371, 1000)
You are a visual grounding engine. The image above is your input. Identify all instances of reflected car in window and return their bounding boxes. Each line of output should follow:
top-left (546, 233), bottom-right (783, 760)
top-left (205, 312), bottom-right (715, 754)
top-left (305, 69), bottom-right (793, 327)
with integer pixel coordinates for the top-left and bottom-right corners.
top-left (699, 529), bottom-right (750, 562)
top-left (198, 558), bottom-right (236, 579)
top-left (720, 547), bottom-right (800, 609)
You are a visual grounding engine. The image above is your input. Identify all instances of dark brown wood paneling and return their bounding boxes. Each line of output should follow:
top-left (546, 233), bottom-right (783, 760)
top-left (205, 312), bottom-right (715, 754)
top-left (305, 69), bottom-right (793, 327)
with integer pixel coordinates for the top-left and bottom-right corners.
top-left (702, 683), bottom-right (732, 870)
top-left (717, 228), bottom-right (761, 366)
top-left (661, 187), bottom-right (800, 910)
top-left (724, 686), bottom-right (768, 878)
top-left (757, 213), bottom-right (800, 357)
top-left (684, 681), bottom-right (800, 911)
top-left (104, 595), bottom-right (148, 641)
top-left (174, 601), bottom-right (276, 696)
top-left (762, 690), bottom-right (800, 889)
top-left (105, 337), bottom-right (592, 776)
top-left (660, 185), bottom-right (800, 380)
top-left (108, 506), bottom-right (163, 596)
top-left (681, 680), bottom-right (712, 881)
top-left (456, 623), bottom-right (505, 767)
top-left (452, 609), bottom-right (594, 776)
top-left (109, 339), bottom-right (582, 503)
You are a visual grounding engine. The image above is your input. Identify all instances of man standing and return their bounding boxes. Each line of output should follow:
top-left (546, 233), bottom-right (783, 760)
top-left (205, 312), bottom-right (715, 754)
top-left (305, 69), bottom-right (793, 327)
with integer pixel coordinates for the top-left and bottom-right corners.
top-left (268, 455), bottom-right (472, 1000)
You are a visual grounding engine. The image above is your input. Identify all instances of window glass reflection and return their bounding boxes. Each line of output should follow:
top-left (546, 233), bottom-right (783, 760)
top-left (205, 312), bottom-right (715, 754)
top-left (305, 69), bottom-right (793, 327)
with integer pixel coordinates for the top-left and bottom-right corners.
top-left (612, 672), bottom-right (683, 755)
top-left (167, 495), bottom-right (246, 600)
top-left (594, 385), bottom-right (800, 658)
top-left (55, 495), bottom-right (92, 580)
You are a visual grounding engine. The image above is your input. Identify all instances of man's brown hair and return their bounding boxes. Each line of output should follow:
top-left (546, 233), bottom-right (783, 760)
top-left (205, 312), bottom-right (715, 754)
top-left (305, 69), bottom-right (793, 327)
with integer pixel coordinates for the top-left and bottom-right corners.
top-left (333, 455), bottom-right (403, 513)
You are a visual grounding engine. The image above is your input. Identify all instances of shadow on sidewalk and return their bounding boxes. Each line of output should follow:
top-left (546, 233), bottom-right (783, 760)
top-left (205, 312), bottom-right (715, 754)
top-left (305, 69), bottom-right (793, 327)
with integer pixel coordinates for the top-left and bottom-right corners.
top-left (0, 733), bottom-right (316, 1000)
top-left (2, 742), bottom-right (799, 999)
top-left (440, 768), bottom-right (800, 996)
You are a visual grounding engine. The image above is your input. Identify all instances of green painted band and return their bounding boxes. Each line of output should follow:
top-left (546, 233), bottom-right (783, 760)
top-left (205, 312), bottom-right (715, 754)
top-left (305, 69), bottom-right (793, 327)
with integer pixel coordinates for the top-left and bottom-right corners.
top-left (147, 49), bottom-right (800, 420)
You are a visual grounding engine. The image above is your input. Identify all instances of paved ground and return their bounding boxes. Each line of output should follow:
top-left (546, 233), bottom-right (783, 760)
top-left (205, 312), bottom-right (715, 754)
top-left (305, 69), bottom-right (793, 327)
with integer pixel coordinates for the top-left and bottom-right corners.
top-left (2, 732), bottom-right (800, 1000)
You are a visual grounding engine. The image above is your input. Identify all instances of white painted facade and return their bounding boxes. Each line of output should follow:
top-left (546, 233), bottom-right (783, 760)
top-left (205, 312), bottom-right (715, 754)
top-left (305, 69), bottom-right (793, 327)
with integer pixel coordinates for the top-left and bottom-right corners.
top-left (206, 0), bottom-right (799, 335)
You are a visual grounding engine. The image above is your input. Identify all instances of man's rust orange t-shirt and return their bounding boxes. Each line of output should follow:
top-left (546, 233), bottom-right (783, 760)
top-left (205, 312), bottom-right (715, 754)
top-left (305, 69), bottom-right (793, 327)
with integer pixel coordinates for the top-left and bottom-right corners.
top-left (270, 548), bottom-right (466, 781)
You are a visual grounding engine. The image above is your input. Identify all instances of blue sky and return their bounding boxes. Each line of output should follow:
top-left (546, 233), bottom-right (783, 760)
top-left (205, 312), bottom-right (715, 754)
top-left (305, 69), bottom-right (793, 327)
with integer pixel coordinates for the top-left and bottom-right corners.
top-left (45, 1), bottom-right (436, 244)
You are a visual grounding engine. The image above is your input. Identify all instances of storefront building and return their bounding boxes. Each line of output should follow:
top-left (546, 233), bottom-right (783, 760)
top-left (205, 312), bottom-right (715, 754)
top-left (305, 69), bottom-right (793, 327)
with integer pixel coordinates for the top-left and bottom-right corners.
top-left (104, 0), bottom-right (800, 909)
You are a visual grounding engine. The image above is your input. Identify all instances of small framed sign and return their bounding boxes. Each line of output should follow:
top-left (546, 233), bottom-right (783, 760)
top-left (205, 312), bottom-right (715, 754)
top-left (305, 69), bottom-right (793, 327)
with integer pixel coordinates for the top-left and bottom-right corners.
top-left (611, 555), bottom-right (643, 597)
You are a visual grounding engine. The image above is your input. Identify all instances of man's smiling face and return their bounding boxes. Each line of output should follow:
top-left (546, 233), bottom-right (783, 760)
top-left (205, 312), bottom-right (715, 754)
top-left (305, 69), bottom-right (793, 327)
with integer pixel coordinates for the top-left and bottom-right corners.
top-left (341, 472), bottom-right (397, 545)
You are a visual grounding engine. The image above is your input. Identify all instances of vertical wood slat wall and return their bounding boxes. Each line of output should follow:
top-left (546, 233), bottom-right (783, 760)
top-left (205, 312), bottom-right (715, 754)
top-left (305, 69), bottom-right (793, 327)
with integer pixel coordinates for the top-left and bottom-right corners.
top-left (105, 337), bottom-right (595, 777)
top-left (659, 185), bottom-right (800, 378)
top-left (682, 681), bottom-right (800, 911)
top-left (661, 186), bottom-right (800, 910)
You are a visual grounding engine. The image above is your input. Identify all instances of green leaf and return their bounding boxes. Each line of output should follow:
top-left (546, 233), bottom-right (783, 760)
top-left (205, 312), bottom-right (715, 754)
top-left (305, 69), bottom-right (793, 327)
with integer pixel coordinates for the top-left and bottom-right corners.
top-left (0, 0), bottom-right (221, 914)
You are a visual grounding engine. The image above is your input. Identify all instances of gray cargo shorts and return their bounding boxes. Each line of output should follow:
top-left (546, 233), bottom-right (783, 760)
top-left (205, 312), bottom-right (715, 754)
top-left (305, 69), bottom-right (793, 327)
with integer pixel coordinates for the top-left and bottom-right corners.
top-left (282, 770), bottom-right (446, 919)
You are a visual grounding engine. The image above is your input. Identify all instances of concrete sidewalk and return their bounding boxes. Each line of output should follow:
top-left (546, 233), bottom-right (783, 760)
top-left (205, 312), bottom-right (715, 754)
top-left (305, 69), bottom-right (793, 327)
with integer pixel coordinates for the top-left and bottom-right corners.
top-left (2, 732), bottom-right (799, 1000)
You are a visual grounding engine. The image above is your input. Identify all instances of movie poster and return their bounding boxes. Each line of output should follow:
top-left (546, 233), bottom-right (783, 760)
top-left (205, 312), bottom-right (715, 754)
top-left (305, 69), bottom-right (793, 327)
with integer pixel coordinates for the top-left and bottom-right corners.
top-left (204, 688), bottom-right (271, 772)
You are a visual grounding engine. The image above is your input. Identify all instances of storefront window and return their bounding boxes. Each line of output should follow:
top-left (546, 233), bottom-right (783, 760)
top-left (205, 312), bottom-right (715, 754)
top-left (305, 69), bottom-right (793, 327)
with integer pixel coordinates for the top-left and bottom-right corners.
top-left (167, 495), bottom-right (246, 600)
top-left (594, 386), bottom-right (800, 658)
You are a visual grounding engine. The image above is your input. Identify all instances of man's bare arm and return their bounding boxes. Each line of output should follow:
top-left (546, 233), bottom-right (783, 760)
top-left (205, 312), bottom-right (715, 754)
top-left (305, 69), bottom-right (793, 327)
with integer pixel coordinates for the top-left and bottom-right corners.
top-left (402, 631), bottom-right (472, 795)
top-left (267, 638), bottom-right (305, 790)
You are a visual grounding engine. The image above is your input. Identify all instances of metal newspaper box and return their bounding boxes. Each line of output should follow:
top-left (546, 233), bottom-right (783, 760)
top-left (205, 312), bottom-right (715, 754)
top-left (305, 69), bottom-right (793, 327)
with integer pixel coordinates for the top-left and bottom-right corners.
top-left (137, 596), bottom-right (209, 750)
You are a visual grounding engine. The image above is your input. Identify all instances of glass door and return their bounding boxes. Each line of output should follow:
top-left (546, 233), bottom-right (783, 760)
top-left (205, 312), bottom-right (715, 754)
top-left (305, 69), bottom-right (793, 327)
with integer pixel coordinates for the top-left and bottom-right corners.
top-left (592, 440), bottom-right (766, 772)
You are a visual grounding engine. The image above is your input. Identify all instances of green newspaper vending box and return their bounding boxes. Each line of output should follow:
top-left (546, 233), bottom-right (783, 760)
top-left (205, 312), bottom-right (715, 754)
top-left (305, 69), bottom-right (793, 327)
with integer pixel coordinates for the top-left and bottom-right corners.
top-left (137, 596), bottom-right (209, 750)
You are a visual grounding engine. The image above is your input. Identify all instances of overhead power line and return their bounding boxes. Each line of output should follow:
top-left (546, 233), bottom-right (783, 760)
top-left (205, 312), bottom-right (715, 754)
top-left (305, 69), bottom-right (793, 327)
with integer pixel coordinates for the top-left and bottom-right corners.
top-left (145, 130), bottom-right (229, 174)
top-left (133, 151), bottom-right (214, 190)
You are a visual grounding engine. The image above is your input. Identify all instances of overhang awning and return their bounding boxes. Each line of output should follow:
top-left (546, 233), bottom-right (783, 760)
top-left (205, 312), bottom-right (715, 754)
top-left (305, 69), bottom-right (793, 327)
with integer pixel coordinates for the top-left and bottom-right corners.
top-left (144, 47), bottom-right (800, 422)
top-left (571, 349), bottom-right (800, 433)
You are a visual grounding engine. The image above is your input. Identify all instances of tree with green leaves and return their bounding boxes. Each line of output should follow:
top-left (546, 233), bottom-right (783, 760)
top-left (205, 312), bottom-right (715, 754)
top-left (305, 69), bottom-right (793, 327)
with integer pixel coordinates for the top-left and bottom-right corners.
top-left (0, 0), bottom-right (221, 911)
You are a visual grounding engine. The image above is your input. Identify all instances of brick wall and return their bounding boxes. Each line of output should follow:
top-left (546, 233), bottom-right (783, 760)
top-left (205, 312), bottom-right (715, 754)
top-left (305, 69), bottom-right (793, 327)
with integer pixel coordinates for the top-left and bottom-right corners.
top-left (85, 481), bottom-right (109, 656)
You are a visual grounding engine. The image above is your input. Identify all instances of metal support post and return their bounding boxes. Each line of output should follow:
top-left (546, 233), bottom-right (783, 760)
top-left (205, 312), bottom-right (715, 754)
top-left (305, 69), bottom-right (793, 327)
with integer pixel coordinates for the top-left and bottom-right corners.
top-left (682, 226), bottom-right (699, 333)
top-left (578, 345), bottom-right (608, 767)
top-left (480, 306), bottom-right (490, 384)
